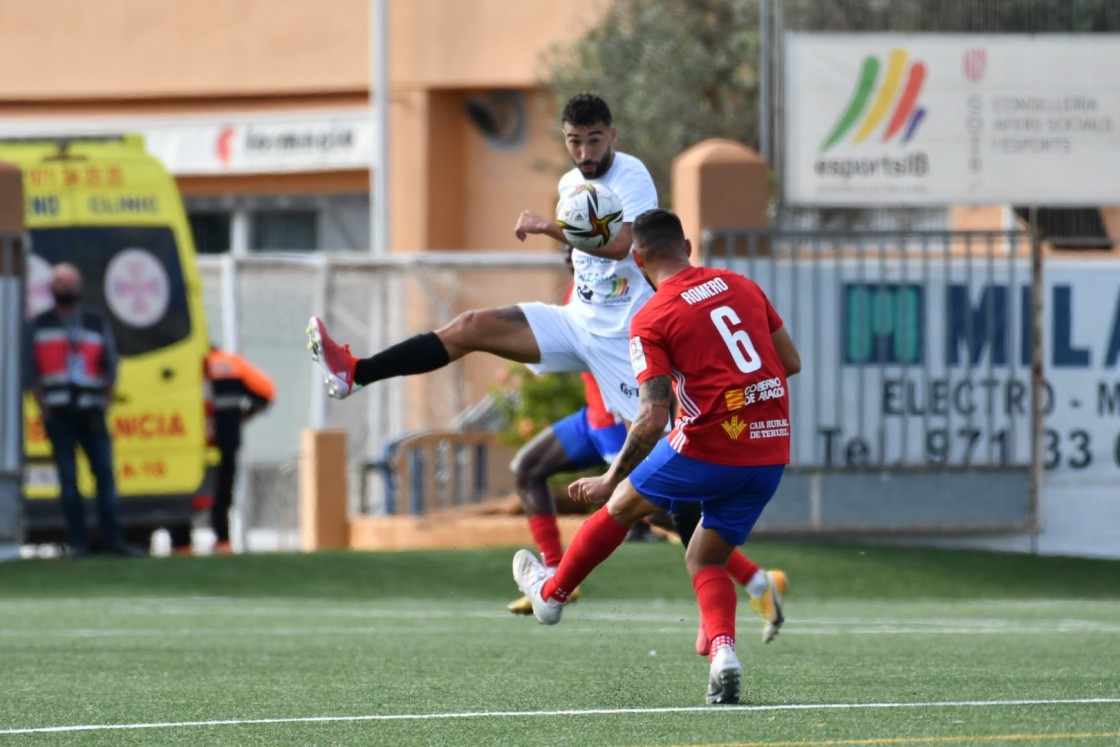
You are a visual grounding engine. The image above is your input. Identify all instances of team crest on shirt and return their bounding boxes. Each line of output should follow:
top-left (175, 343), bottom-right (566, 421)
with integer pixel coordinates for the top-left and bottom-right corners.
top-left (629, 337), bottom-right (647, 374)
top-left (721, 415), bottom-right (748, 440)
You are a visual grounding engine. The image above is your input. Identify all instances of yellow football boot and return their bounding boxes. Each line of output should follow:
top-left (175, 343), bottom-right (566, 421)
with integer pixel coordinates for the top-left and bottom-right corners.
top-left (748, 569), bottom-right (788, 644)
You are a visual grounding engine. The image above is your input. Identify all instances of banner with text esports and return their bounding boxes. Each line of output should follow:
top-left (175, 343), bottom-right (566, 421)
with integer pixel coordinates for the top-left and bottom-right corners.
top-left (784, 34), bottom-right (1120, 205)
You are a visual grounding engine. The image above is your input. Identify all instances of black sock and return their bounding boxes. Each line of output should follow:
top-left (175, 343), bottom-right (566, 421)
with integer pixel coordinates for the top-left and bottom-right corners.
top-left (353, 332), bottom-right (451, 385)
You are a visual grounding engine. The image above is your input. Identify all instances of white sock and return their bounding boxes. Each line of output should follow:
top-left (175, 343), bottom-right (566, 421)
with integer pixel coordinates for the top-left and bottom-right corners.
top-left (745, 569), bottom-right (769, 598)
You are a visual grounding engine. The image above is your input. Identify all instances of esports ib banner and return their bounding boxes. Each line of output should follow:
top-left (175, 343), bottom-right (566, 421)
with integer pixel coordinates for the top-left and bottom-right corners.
top-left (783, 33), bottom-right (1120, 205)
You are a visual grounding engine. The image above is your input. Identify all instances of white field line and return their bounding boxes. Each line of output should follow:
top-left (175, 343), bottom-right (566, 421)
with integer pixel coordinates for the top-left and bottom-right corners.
top-left (2, 618), bottom-right (1120, 639)
top-left (3, 596), bottom-right (1120, 612)
top-left (1, 697), bottom-right (1118, 736)
top-left (3, 597), bottom-right (1120, 624)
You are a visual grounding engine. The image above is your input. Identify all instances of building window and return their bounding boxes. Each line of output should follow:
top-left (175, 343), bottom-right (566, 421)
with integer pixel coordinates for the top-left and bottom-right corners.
top-left (189, 212), bottom-right (232, 254)
top-left (251, 210), bottom-right (319, 252)
top-left (1012, 207), bottom-right (1113, 250)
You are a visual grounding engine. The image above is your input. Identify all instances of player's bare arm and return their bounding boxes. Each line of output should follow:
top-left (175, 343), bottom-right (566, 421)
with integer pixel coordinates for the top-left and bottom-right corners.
top-left (515, 209), bottom-right (565, 243)
top-left (612, 374), bottom-right (672, 477)
top-left (568, 374), bottom-right (672, 504)
top-left (516, 210), bottom-right (633, 262)
top-left (573, 222), bottom-right (634, 262)
top-left (771, 325), bottom-right (802, 376)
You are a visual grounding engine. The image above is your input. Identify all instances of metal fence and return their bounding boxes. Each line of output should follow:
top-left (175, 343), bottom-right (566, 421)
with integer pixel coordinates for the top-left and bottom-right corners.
top-left (705, 228), bottom-right (1041, 534)
top-left (0, 233), bottom-right (24, 548)
top-left (197, 252), bottom-right (570, 549)
top-left (200, 231), bottom-right (1044, 544)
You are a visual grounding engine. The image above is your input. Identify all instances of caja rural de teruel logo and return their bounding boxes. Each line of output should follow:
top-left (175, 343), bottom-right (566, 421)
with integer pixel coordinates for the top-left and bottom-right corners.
top-left (816, 48), bottom-right (930, 180)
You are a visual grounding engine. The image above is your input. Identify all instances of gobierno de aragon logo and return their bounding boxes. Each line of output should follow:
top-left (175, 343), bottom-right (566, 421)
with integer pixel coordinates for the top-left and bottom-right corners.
top-left (815, 48), bottom-right (930, 181)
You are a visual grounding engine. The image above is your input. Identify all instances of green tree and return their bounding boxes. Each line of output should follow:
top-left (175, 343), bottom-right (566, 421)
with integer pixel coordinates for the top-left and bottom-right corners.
top-left (541, 0), bottom-right (763, 203)
top-left (491, 365), bottom-right (585, 449)
top-left (541, 0), bottom-right (1120, 208)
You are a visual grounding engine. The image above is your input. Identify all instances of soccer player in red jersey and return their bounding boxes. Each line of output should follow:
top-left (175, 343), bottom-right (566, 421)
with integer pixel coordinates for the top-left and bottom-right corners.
top-left (507, 259), bottom-right (789, 646)
top-left (512, 208), bottom-right (801, 705)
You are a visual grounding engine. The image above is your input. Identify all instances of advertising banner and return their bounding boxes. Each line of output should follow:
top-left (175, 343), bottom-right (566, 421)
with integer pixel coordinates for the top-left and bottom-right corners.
top-left (784, 34), bottom-right (1120, 205)
top-left (0, 110), bottom-right (376, 176)
top-left (746, 256), bottom-right (1120, 486)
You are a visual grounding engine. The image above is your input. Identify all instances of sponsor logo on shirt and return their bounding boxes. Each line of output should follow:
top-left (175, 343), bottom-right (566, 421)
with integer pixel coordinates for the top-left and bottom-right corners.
top-left (606, 278), bottom-right (629, 299)
top-left (721, 415), bottom-right (748, 440)
top-left (573, 277), bottom-right (629, 304)
top-left (629, 338), bottom-right (647, 374)
top-left (723, 377), bottom-right (786, 410)
top-left (748, 418), bottom-right (791, 440)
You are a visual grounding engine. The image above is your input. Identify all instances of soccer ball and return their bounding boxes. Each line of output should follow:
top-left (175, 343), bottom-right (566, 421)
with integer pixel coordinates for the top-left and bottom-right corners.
top-left (555, 182), bottom-right (624, 251)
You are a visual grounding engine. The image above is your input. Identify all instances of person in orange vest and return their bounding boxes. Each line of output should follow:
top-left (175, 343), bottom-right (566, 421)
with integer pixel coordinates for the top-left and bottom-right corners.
top-left (203, 345), bottom-right (275, 554)
top-left (23, 263), bottom-right (143, 557)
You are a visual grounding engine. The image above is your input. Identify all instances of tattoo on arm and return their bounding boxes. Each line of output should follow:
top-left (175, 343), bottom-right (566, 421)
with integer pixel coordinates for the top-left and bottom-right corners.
top-left (611, 376), bottom-right (673, 480)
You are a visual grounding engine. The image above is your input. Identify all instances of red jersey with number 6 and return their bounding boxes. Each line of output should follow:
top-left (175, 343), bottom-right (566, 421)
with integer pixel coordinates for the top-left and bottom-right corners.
top-left (628, 265), bottom-right (790, 466)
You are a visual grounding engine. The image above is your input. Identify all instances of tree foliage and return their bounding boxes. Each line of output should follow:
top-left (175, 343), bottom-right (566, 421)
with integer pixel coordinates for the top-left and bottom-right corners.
top-left (491, 365), bottom-right (585, 449)
top-left (541, 0), bottom-right (1120, 207)
top-left (541, 0), bottom-right (763, 204)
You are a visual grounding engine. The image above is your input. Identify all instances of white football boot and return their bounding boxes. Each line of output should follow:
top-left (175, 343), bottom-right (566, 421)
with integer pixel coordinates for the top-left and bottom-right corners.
top-left (511, 549), bottom-right (564, 625)
top-left (705, 645), bottom-right (742, 705)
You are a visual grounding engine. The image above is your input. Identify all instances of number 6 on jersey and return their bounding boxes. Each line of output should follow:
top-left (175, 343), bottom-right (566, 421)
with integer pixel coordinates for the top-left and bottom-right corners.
top-left (710, 306), bottom-right (762, 374)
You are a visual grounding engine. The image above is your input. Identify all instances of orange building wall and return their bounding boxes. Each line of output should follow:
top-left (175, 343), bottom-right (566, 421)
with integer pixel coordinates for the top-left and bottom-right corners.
top-left (0, 0), bottom-right (608, 255)
top-left (391, 1), bottom-right (605, 88)
top-left (0, 0), bottom-right (370, 99)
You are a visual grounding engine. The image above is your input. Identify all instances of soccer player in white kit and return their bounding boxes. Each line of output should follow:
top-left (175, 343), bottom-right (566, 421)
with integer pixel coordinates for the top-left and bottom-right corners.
top-left (307, 94), bottom-right (789, 647)
top-left (307, 93), bottom-right (656, 426)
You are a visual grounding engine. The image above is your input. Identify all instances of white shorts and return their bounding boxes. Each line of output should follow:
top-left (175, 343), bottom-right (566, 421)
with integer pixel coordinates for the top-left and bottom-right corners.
top-left (519, 302), bottom-right (641, 422)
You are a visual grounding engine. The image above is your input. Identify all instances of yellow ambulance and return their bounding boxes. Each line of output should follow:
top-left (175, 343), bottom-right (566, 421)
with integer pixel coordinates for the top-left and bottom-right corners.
top-left (4, 135), bottom-right (213, 548)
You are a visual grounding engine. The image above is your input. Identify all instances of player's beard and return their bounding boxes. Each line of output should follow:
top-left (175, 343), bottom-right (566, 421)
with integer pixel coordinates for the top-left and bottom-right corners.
top-left (578, 149), bottom-right (615, 180)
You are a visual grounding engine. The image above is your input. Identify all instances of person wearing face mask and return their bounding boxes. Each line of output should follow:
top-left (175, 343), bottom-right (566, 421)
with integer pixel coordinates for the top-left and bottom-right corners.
top-left (23, 263), bottom-right (144, 557)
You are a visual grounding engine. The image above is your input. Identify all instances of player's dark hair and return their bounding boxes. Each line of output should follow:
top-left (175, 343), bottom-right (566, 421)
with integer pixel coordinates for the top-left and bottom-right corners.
top-left (632, 208), bottom-right (686, 258)
top-left (562, 93), bottom-right (613, 127)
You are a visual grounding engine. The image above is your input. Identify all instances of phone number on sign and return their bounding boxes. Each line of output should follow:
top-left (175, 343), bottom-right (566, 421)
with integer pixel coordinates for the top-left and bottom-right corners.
top-left (817, 427), bottom-right (1120, 470)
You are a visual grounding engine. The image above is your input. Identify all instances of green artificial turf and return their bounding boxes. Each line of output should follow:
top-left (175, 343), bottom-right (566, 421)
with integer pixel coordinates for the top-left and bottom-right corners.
top-left (1, 541), bottom-right (1118, 746)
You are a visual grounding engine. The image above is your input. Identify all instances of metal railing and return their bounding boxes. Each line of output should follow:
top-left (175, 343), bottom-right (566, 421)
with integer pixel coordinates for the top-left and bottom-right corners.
top-left (704, 228), bottom-right (1042, 534)
top-left (0, 233), bottom-right (26, 546)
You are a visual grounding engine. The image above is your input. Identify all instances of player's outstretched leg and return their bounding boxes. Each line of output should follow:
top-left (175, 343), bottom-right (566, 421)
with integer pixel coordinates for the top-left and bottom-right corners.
top-left (306, 317), bottom-right (359, 399)
top-left (306, 316), bottom-right (453, 399)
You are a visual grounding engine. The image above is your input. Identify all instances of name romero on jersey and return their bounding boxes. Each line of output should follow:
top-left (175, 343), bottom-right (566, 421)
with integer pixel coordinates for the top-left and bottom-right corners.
top-left (679, 277), bottom-right (729, 305)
